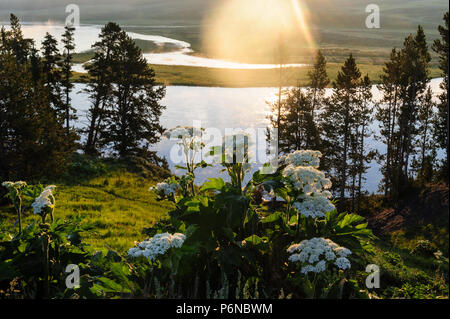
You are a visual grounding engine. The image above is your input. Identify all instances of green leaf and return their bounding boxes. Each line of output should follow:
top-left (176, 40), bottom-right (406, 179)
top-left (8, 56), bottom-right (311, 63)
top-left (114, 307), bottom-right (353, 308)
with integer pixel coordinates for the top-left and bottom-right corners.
top-left (338, 214), bottom-right (365, 228)
top-left (244, 235), bottom-right (267, 245)
top-left (95, 277), bottom-right (130, 293)
top-left (200, 178), bottom-right (225, 192)
top-left (261, 212), bottom-right (282, 224)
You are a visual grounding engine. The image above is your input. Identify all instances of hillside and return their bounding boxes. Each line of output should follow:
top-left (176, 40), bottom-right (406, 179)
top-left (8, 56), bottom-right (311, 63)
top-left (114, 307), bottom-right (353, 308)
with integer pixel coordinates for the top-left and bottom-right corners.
top-left (1, 157), bottom-right (448, 298)
top-left (0, 155), bottom-right (174, 253)
top-left (368, 184), bottom-right (449, 236)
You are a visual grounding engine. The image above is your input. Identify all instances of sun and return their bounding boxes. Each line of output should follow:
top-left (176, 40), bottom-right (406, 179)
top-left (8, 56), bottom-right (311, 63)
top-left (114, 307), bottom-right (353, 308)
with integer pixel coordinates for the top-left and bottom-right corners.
top-left (201, 0), bottom-right (316, 63)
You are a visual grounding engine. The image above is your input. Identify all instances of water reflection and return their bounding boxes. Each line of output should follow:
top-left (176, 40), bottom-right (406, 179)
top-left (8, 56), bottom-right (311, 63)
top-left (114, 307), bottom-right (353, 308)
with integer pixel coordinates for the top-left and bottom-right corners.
top-left (71, 78), bottom-right (444, 194)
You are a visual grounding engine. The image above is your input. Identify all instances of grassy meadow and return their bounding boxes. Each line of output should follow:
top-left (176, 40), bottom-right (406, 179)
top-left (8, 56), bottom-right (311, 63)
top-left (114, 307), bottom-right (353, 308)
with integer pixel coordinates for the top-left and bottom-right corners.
top-left (0, 156), bottom-right (174, 253)
top-left (71, 63), bottom-right (443, 88)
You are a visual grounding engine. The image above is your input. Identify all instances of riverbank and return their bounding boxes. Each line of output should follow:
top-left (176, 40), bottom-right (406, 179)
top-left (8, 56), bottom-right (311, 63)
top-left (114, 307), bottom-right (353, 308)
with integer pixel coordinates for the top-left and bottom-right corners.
top-left (71, 63), bottom-right (443, 87)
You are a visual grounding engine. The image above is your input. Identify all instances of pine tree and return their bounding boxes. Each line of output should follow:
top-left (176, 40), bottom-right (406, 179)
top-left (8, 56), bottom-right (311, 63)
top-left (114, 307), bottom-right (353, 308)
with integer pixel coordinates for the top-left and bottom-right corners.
top-left (83, 22), bottom-right (166, 157)
top-left (375, 48), bottom-right (402, 196)
top-left (267, 51), bottom-right (328, 156)
top-left (104, 34), bottom-right (166, 157)
top-left (377, 26), bottom-right (432, 199)
top-left (306, 50), bottom-right (329, 152)
top-left (322, 54), bottom-right (361, 207)
top-left (84, 22), bottom-right (122, 155)
top-left (411, 87), bottom-right (436, 186)
top-left (346, 75), bottom-right (374, 212)
top-left (355, 75), bottom-right (374, 210)
top-left (432, 12), bottom-right (449, 182)
top-left (268, 86), bottom-right (314, 153)
top-left (394, 26), bottom-right (431, 196)
top-left (307, 50), bottom-right (329, 121)
top-left (7, 14), bottom-right (32, 64)
top-left (41, 32), bottom-right (64, 114)
top-left (0, 14), bottom-right (76, 181)
top-left (60, 25), bottom-right (77, 132)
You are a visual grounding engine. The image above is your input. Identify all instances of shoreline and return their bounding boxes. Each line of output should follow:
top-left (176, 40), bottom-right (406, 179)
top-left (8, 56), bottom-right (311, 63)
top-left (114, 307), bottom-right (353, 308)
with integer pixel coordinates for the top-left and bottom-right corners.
top-left (72, 64), bottom-right (443, 89)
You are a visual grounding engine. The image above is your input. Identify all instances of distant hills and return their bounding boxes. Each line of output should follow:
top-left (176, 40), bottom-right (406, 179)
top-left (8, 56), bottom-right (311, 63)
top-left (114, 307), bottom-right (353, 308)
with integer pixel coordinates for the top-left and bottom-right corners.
top-left (1, 0), bottom-right (448, 64)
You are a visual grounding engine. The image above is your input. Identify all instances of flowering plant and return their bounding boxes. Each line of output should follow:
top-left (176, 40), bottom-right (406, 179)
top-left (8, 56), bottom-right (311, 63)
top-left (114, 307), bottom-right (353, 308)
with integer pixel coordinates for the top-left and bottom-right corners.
top-left (143, 148), bottom-right (374, 298)
top-left (128, 232), bottom-right (186, 261)
top-left (2, 181), bottom-right (27, 233)
top-left (31, 185), bottom-right (56, 223)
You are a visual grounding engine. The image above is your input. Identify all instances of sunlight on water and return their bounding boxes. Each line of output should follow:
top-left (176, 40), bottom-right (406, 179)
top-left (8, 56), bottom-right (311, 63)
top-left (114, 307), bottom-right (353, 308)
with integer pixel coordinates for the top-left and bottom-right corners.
top-left (3, 23), bottom-right (306, 69)
top-left (71, 78), bottom-right (444, 194)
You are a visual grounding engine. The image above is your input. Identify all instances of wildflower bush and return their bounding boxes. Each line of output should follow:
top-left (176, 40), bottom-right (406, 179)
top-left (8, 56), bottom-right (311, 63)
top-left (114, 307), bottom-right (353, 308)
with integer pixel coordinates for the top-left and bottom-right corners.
top-left (0, 183), bottom-right (132, 299)
top-left (126, 131), bottom-right (376, 298)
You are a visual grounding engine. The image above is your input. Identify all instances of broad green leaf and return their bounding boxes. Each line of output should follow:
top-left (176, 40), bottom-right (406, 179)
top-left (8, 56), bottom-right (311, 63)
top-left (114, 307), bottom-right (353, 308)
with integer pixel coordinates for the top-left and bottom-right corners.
top-left (261, 212), bottom-right (282, 224)
top-left (200, 178), bottom-right (225, 192)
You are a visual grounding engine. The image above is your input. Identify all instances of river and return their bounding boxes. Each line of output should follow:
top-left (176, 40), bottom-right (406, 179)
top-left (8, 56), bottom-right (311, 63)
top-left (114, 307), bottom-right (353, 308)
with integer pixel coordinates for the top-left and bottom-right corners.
top-left (71, 79), bottom-right (444, 194)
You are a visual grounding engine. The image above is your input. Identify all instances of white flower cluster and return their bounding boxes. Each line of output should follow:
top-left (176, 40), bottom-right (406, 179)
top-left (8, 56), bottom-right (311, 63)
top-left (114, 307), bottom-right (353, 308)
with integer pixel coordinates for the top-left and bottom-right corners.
top-left (31, 185), bottom-right (56, 215)
top-left (281, 150), bottom-right (334, 218)
top-left (282, 165), bottom-right (332, 192)
top-left (287, 238), bottom-right (352, 274)
top-left (128, 232), bottom-right (186, 261)
top-left (150, 181), bottom-right (179, 197)
top-left (293, 192), bottom-right (335, 218)
top-left (2, 181), bottom-right (27, 190)
top-left (281, 150), bottom-right (322, 168)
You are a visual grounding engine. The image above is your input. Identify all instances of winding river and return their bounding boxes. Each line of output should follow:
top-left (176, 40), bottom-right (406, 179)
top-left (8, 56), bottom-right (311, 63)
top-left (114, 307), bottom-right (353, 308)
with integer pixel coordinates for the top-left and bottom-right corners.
top-left (10, 23), bottom-right (306, 70)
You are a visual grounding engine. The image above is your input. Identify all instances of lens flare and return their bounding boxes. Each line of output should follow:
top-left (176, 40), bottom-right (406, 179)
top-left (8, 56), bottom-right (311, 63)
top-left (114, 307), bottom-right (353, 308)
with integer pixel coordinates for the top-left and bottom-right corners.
top-left (291, 0), bottom-right (315, 48)
top-left (202, 0), bottom-right (316, 65)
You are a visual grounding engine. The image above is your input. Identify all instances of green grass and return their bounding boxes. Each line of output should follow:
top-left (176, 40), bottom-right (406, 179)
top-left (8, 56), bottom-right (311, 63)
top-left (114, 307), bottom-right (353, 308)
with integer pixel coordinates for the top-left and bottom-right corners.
top-left (72, 39), bottom-right (179, 64)
top-left (72, 51), bottom-right (95, 64)
top-left (71, 63), bottom-right (443, 88)
top-left (368, 240), bottom-right (448, 299)
top-left (0, 157), bottom-right (174, 253)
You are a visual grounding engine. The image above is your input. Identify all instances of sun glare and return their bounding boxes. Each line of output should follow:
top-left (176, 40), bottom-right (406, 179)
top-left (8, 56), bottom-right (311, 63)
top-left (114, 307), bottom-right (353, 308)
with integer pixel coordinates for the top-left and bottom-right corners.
top-left (202, 0), bottom-right (316, 64)
top-left (291, 0), bottom-right (315, 47)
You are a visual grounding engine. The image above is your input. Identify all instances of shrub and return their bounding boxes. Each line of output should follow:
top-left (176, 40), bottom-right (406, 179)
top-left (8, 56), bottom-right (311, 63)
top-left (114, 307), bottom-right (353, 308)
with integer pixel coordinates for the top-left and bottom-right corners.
top-left (410, 239), bottom-right (436, 257)
top-left (127, 132), bottom-right (375, 298)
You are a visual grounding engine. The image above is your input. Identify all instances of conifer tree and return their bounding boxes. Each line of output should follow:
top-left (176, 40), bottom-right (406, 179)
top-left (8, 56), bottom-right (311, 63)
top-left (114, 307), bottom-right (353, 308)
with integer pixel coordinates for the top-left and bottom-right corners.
top-left (307, 50), bottom-right (329, 122)
top-left (0, 15), bottom-right (76, 180)
top-left (377, 26), bottom-right (432, 198)
top-left (322, 54), bottom-right (361, 207)
top-left (83, 22), bottom-right (166, 157)
top-left (353, 75), bottom-right (374, 211)
top-left (394, 26), bottom-right (431, 196)
top-left (60, 25), bottom-right (77, 132)
top-left (268, 86), bottom-right (314, 153)
top-left (411, 87), bottom-right (437, 186)
top-left (84, 22), bottom-right (122, 155)
top-left (375, 48), bottom-right (402, 196)
top-left (105, 34), bottom-right (166, 157)
top-left (432, 12), bottom-right (449, 182)
top-left (41, 32), bottom-right (64, 114)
